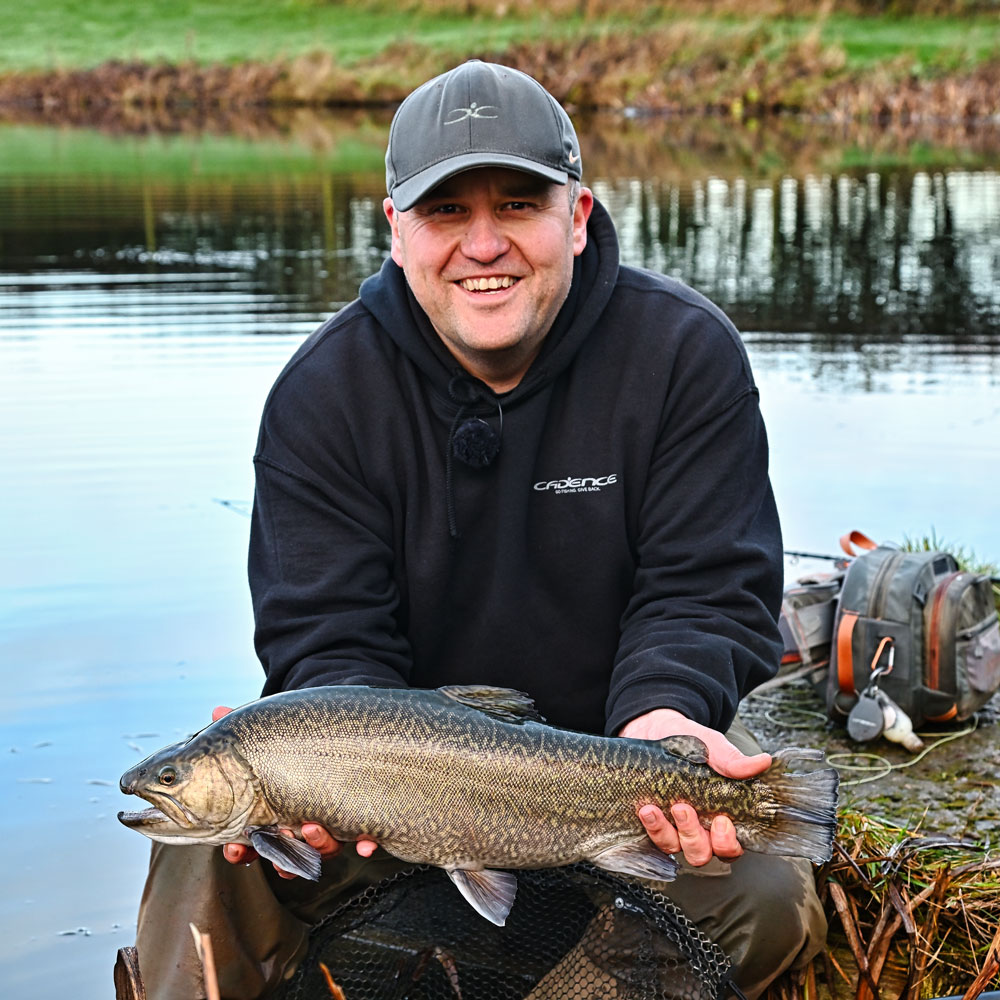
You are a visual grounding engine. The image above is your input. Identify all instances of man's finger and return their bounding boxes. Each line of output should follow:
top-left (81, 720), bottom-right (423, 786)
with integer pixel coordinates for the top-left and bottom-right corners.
top-left (356, 839), bottom-right (379, 858)
top-left (708, 814), bottom-right (744, 859)
top-left (212, 705), bottom-right (233, 723)
top-left (708, 746), bottom-right (772, 780)
top-left (301, 823), bottom-right (343, 858)
top-left (637, 804), bottom-right (681, 855)
top-left (223, 843), bottom-right (259, 865)
top-left (670, 803), bottom-right (713, 867)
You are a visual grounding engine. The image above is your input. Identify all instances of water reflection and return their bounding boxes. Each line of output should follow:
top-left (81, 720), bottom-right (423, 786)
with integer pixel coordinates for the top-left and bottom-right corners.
top-left (597, 169), bottom-right (1000, 342)
top-left (1, 120), bottom-right (999, 1000)
top-left (3, 164), bottom-right (998, 369)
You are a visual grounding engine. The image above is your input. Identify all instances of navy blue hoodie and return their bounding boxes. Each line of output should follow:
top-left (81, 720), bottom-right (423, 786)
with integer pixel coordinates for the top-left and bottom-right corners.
top-left (249, 199), bottom-right (782, 737)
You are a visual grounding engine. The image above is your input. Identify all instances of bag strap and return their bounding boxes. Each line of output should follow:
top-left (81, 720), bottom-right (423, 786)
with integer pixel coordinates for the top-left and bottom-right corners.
top-left (836, 611), bottom-right (858, 695)
top-left (839, 530), bottom-right (878, 558)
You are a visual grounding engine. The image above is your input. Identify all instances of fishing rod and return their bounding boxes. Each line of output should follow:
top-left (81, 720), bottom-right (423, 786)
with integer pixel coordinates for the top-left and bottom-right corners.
top-left (784, 549), bottom-right (1000, 585)
top-left (783, 549), bottom-right (844, 562)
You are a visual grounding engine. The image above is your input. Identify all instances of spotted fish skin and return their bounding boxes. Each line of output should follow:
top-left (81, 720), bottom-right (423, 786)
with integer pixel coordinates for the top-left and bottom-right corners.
top-left (119, 684), bottom-right (838, 923)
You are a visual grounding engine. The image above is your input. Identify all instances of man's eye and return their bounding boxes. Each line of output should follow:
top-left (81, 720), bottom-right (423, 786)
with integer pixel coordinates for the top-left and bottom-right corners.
top-left (430, 203), bottom-right (462, 215)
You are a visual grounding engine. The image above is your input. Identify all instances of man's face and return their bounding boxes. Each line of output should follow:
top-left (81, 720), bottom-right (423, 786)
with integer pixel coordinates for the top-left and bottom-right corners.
top-left (384, 167), bottom-right (593, 391)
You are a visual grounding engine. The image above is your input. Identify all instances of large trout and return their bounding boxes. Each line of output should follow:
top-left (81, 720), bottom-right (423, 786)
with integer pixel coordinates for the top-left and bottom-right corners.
top-left (119, 684), bottom-right (838, 925)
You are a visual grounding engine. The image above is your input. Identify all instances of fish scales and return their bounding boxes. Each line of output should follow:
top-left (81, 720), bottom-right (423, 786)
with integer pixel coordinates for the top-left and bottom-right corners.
top-left (225, 690), bottom-right (741, 867)
top-left (119, 684), bottom-right (839, 925)
top-left (224, 699), bottom-right (663, 866)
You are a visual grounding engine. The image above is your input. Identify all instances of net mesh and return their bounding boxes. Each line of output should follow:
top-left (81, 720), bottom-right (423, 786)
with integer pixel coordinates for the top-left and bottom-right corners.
top-left (273, 864), bottom-right (741, 1000)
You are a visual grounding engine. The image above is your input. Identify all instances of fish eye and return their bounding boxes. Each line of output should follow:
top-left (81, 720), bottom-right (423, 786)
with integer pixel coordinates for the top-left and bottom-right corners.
top-left (157, 766), bottom-right (177, 786)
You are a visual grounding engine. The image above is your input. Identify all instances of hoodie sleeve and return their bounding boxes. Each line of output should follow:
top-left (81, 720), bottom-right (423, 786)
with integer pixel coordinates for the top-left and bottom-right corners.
top-left (604, 300), bottom-right (783, 737)
top-left (249, 336), bottom-right (413, 695)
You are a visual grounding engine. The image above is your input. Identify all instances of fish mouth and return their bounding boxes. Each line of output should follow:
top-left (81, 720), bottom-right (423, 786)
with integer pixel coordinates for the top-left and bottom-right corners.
top-left (117, 806), bottom-right (173, 829)
top-left (121, 788), bottom-right (200, 828)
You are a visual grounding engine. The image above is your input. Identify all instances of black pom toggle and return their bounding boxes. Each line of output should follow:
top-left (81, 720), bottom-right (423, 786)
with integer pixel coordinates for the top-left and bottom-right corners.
top-left (452, 417), bottom-right (501, 469)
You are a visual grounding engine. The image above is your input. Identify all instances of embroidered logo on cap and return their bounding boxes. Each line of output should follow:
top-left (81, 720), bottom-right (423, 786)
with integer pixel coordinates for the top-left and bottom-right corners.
top-left (445, 102), bottom-right (499, 124)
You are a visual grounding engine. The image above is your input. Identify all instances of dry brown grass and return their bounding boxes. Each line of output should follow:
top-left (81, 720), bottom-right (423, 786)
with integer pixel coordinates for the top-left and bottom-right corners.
top-left (355, 0), bottom-right (998, 17)
top-left (0, 25), bottom-right (997, 124)
top-left (766, 811), bottom-right (1000, 1000)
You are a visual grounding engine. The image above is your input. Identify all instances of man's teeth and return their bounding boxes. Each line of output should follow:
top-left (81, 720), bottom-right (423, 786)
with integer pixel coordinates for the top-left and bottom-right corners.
top-left (459, 276), bottom-right (518, 292)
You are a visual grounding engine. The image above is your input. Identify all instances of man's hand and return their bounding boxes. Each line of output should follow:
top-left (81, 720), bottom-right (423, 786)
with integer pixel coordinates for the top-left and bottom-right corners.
top-left (617, 708), bottom-right (771, 868)
top-left (212, 705), bottom-right (378, 879)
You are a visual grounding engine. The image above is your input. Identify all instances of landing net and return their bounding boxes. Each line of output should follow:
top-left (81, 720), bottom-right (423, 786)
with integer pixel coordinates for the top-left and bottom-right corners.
top-left (273, 863), bottom-right (741, 1000)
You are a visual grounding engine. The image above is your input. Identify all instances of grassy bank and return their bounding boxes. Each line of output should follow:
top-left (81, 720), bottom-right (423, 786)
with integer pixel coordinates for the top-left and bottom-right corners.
top-left (0, 1), bottom-right (996, 74)
top-left (0, 0), bottom-right (570, 73)
top-left (0, 1), bottom-right (998, 120)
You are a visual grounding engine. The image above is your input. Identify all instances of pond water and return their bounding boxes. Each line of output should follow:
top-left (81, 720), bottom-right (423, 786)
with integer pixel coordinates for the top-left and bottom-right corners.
top-left (1, 118), bottom-right (999, 998)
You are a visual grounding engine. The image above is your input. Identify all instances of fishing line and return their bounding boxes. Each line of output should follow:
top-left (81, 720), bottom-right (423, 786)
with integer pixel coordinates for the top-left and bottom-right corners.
top-left (762, 706), bottom-right (829, 730)
top-left (747, 685), bottom-right (983, 785)
top-left (830, 720), bottom-right (979, 787)
top-left (744, 688), bottom-right (828, 730)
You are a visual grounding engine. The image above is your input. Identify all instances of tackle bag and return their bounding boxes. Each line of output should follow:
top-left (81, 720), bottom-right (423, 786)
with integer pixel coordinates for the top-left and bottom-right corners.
top-left (778, 571), bottom-right (844, 672)
top-left (825, 533), bottom-right (1000, 728)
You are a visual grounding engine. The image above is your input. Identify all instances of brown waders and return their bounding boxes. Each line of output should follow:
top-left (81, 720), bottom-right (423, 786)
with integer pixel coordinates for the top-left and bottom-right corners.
top-left (134, 719), bottom-right (828, 999)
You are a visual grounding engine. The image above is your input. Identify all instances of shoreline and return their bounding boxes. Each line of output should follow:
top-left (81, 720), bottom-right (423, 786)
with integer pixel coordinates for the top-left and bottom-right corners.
top-left (2, 38), bottom-right (998, 127)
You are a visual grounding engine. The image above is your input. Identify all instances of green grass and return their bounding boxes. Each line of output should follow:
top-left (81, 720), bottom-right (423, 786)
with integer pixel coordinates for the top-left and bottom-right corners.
top-left (0, 1), bottom-right (996, 74)
top-left (0, 0), bottom-right (582, 72)
top-left (0, 122), bottom-right (389, 179)
top-left (819, 11), bottom-right (1000, 68)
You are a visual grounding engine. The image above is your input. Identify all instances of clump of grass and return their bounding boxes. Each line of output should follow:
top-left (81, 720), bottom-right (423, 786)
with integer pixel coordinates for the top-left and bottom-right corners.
top-left (767, 810), bottom-right (1000, 999)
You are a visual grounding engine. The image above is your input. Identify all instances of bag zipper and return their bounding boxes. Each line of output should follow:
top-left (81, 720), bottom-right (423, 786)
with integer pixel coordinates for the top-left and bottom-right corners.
top-left (867, 551), bottom-right (905, 620)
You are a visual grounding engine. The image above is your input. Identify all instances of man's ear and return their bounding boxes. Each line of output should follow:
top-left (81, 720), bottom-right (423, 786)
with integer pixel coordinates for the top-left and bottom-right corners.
top-left (572, 187), bottom-right (594, 257)
top-left (383, 197), bottom-right (405, 268)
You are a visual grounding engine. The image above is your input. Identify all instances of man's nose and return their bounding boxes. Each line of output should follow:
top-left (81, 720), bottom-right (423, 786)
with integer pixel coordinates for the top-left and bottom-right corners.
top-left (460, 212), bottom-right (510, 262)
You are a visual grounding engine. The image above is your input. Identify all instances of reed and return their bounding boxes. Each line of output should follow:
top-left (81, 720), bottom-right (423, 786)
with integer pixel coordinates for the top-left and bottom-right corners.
top-left (766, 810), bottom-right (1000, 999)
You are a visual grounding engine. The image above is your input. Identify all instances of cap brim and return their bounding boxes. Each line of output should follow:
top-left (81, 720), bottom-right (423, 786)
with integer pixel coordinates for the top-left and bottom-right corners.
top-left (390, 153), bottom-right (569, 212)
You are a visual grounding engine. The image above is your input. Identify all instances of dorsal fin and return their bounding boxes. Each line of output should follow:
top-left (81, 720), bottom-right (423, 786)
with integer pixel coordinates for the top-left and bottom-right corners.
top-left (438, 685), bottom-right (544, 723)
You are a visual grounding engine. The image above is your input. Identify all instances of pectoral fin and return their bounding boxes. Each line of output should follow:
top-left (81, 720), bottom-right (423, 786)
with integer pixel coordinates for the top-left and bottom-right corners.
top-left (446, 868), bottom-right (518, 926)
top-left (589, 838), bottom-right (680, 882)
top-left (247, 826), bottom-right (322, 881)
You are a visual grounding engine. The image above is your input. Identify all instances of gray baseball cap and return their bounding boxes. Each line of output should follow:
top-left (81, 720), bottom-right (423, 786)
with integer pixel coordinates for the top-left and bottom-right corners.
top-left (385, 61), bottom-right (582, 212)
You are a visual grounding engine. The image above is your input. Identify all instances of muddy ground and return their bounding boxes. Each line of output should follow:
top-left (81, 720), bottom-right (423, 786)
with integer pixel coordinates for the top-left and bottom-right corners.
top-left (741, 674), bottom-right (1000, 846)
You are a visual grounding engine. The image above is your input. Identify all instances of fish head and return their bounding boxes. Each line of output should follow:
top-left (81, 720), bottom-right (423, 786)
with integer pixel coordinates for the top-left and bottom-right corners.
top-left (118, 731), bottom-right (261, 845)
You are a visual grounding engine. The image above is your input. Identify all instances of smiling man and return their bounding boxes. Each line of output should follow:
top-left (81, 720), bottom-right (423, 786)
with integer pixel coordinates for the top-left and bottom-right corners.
top-left (384, 168), bottom-right (591, 392)
top-left (134, 61), bottom-right (827, 998)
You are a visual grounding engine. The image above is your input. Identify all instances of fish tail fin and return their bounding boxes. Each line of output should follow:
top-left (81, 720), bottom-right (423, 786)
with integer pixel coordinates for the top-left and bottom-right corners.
top-left (743, 751), bottom-right (840, 864)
